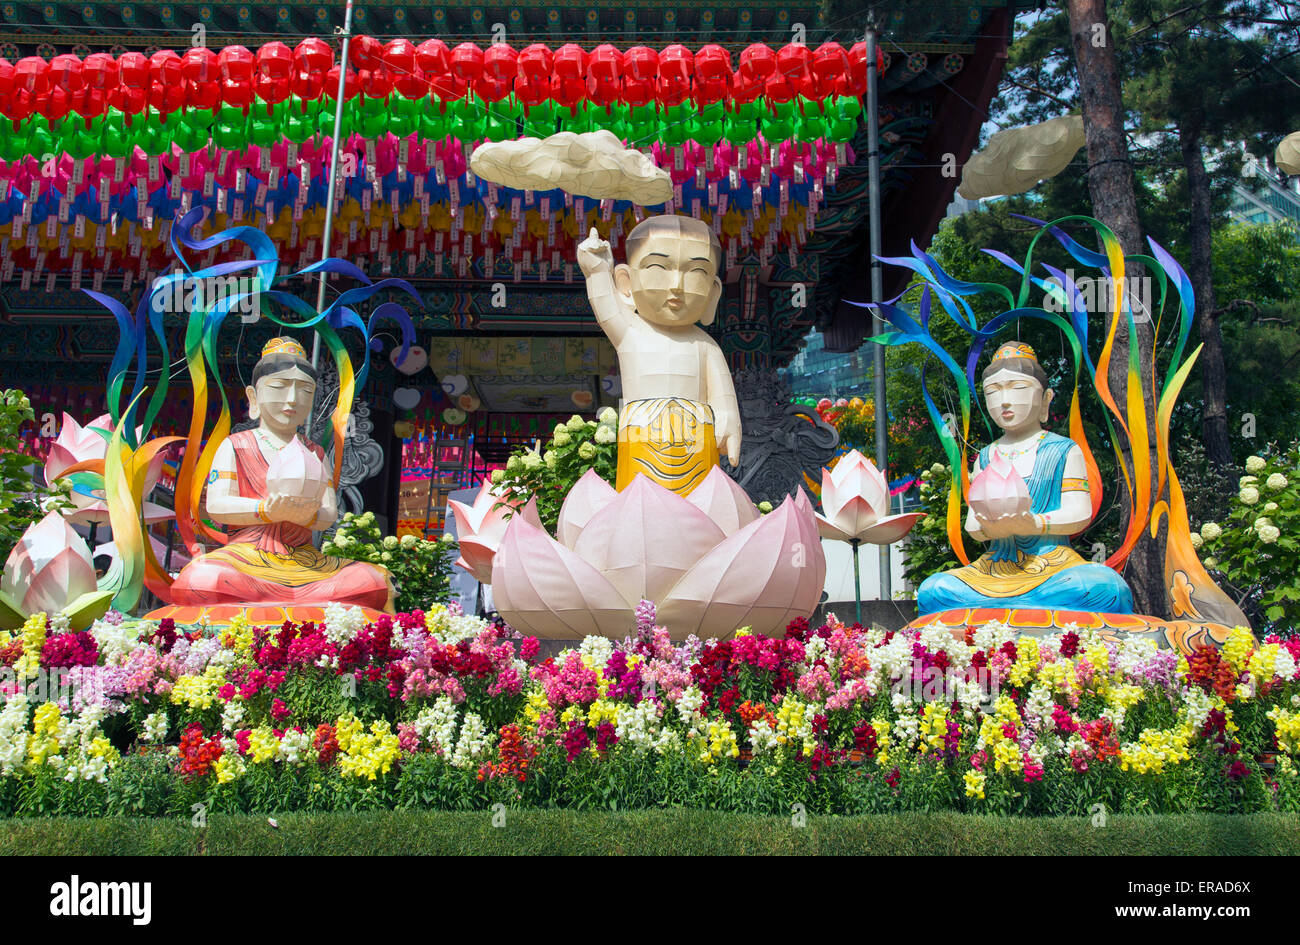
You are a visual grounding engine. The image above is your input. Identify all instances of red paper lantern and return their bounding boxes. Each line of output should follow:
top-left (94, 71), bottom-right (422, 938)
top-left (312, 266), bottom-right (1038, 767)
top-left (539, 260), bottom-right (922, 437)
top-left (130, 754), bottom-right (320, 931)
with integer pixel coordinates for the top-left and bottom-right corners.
top-left (551, 43), bottom-right (587, 108)
top-left (110, 85), bottom-right (148, 113)
top-left (625, 46), bottom-right (659, 82)
top-left (764, 70), bottom-right (794, 104)
top-left (739, 44), bottom-right (776, 81)
top-left (118, 52), bottom-right (150, 89)
top-left (296, 38), bottom-right (334, 76)
top-left (151, 50), bottom-right (184, 87)
top-left (83, 53), bottom-right (119, 91)
top-left (14, 57), bottom-right (51, 95)
top-left (515, 43), bottom-right (552, 106)
top-left (731, 71), bottom-right (764, 105)
top-left (416, 39), bottom-right (449, 75)
top-left (222, 77), bottom-right (255, 108)
top-left (258, 42), bottom-right (294, 80)
top-left (450, 43), bottom-right (484, 82)
top-left (181, 47), bottom-right (219, 83)
top-left (150, 78), bottom-right (187, 114)
top-left (358, 67), bottom-right (392, 99)
top-left (350, 34), bottom-right (384, 72)
top-left (693, 44), bottom-right (732, 104)
top-left (587, 44), bottom-right (623, 106)
top-left (384, 38), bottom-right (427, 98)
top-left (657, 43), bottom-right (693, 106)
top-left (324, 64), bottom-right (360, 101)
top-left (186, 77), bottom-right (222, 111)
top-left (776, 43), bottom-right (811, 83)
top-left (38, 85), bottom-right (71, 121)
top-left (50, 54), bottom-right (85, 93)
top-left (73, 86), bottom-right (108, 119)
top-left (219, 46), bottom-right (255, 85)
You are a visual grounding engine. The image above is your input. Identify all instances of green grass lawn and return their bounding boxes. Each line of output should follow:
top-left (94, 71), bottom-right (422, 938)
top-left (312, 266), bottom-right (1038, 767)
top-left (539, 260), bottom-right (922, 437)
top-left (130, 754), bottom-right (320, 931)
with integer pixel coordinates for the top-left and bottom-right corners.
top-left (3, 810), bottom-right (1298, 855)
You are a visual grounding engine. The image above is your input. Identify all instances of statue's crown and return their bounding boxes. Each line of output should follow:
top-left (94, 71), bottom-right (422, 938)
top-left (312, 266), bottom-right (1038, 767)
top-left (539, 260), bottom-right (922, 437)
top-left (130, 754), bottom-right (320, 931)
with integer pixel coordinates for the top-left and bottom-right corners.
top-left (991, 341), bottom-right (1039, 364)
top-left (262, 337), bottom-right (307, 359)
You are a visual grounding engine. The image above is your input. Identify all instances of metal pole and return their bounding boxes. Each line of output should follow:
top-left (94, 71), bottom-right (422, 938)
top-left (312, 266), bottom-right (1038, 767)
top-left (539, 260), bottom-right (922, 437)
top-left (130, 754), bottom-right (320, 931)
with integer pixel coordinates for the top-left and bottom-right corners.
top-left (307, 0), bottom-right (356, 439)
top-left (851, 539), bottom-right (862, 625)
top-left (865, 21), bottom-right (891, 600)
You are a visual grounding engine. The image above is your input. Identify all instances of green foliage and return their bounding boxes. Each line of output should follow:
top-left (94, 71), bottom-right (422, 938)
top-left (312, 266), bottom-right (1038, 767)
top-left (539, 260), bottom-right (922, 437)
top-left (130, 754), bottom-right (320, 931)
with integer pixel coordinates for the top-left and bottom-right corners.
top-left (0, 389), bottom-right (68, 562)
top-left (901, 463), bottom-right (975, 587)
top-left (1197, 443), bottom-right (1300, 635)
top-left (3, 808), bottom-right (1300, 856)
top-left (322, 511), bottom-right (457, 612)
top-left (493, 409), bottom-right (619, 533)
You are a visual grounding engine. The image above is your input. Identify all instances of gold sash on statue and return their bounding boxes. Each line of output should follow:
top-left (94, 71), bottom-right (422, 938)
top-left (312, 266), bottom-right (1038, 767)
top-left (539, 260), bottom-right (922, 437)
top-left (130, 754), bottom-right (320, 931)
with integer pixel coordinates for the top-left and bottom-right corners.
top-left (616, 397), bottom-right (719, 495)
top-left (949, 545), bottom-right (1086, 598)
top-left (196, 543), bottom-right (351, 588)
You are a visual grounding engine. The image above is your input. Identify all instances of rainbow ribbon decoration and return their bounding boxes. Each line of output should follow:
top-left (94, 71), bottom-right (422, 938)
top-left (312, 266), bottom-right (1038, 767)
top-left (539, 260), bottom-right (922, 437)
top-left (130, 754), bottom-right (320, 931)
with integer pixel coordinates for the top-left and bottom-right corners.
top-left (81, 206), bottom-right (418, 610)
top-left (855, 215), bottom-right (1247, 626)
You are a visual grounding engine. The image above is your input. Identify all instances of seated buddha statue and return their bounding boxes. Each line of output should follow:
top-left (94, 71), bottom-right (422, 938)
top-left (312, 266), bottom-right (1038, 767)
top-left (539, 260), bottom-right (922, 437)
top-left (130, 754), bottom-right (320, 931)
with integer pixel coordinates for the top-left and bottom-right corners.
top-left (168, 337), bottom-right (394, 611)
top-left (918, 342), bottom-right (1134, 614)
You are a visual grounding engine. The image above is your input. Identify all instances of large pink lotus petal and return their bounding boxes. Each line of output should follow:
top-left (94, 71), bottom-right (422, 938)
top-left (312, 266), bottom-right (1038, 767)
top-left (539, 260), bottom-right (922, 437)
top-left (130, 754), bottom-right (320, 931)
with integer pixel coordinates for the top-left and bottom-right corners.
top-left (557, 469), bottom-right (618, 549)
top-left (574, 475), bottom-right (725, 606)
top-left (43, 443), bottom-right (81, 486)
top-left (449, 485), bottom-right (523, 547)
top-left (1, 512), bottom-right (97, 616)
top-left (857, 512), bottom-right (926, 545)
top-left (65, 500), bottom-right (112, 526)
top-left (819, 450), bottom-right (889, 539)
top-left (456, 537), bottom-right (499, 585)
top-left (685, 465), bottom-right (760, 537)
top-left (657, 494), bottom-right (825, 640)
top-left (491, 513), bottom-right (633, 639)
top-left (814, 512), bottom-right (854, 543)
top-left (266, 438), bottom-right (329, 501)
top-left (969, 452), bottom-right (1031, 520)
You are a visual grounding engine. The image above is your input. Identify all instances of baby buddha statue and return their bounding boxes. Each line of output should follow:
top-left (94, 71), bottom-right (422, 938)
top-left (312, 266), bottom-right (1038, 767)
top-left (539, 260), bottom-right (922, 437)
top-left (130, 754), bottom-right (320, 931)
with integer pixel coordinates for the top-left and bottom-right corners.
top-left (168, 337), bottom-right (393, 611)
top-left (576, 217), bottom-right (741, 496)
top-left (918, 342), bottom-right (1134, 614)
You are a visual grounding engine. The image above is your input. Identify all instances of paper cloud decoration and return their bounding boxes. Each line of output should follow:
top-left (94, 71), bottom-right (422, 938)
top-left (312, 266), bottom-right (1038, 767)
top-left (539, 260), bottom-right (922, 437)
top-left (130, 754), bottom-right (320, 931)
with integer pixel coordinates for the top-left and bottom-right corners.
top-left (470, 130), bottom-right (673, 205)
top-left (958, 115), bottom-right (1085, 200)
top-left (1277, 131), bottom-right (1300, 176)
top-left (266, 438), bottom-right (329, 502)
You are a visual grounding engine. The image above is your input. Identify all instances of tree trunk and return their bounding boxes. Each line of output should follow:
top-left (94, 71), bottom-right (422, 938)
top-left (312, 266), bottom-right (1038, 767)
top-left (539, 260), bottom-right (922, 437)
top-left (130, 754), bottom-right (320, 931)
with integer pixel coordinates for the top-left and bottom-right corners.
top-left (1067, 0), bottom-right (1166, 615)
top-left (1179, 114), bottom-right (1234, 472)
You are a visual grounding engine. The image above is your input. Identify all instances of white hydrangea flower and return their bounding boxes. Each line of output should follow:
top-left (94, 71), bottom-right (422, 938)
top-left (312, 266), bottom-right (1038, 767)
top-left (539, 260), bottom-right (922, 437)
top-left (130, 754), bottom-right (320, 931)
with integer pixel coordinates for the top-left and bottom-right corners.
top-left (1245, 455), bottom-right (1267, 473)
top-left (1200, 522), bottom-right (1222, 541)
top-left (599, 407), bottom-right (618, 425)
top-left (1259, 524), bottom-right (1281, 544)
top-left (1239, 486), bottom-right (1260, 505)
top-left (1189, 533), bottom-right (1203, 550)
top-left (594, 425), bottom-right (616, 445)
top-left (1267, 473), bottom-right (1288, 491)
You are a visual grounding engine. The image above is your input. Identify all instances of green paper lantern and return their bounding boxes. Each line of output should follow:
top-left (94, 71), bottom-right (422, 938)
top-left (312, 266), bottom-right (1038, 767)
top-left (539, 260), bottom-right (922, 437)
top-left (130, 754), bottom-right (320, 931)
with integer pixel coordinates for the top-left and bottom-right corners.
top-left (388, 93), bottom-right (421, 138)
top-left (282, 98), bottom-right (319, 144)
top-left (102, 108), bottom-right (132, 158)
top-left (521, 100), bottom-right (557, 139)
top-left (418, 97), bottom-right (448, 141)
top-left (448, 97), bottom-right (485, 142)
top-left (137, 111), bottom-right (171, 157)
top-left (212, 107), bottom-right (249, 150)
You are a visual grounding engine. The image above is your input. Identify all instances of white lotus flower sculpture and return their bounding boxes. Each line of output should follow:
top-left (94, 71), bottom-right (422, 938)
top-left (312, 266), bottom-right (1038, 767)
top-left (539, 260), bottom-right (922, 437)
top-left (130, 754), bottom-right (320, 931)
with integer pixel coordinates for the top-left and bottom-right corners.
top-left (447, 487), bottom-right (533, 585)
top-left (43, 412), bottom-right (171, 525)
top-left (489, 467), bottom-right (825, 640)
top-left (814, 450), bottom-right (924, 544)
top-left (968, 452), bottom-right (1032, 522)
top-left (0, 512), bottom-right (114, 631)
top-left (266, 437), bottom-right (330, 502)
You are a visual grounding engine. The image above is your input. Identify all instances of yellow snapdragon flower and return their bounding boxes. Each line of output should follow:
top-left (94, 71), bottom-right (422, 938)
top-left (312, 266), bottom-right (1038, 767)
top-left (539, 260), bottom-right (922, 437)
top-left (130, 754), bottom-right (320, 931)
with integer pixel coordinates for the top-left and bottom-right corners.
top-left (964, 768), bottom-right (986, 799)
top-left (1222, 626), bottom-right (1255, 675)
top-left (169, 665), bottom-right (228, 711)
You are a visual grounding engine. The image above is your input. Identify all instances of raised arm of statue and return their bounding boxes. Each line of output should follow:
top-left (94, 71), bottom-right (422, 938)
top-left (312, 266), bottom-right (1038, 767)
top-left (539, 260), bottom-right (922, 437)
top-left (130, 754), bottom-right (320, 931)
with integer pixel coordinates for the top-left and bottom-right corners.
top-left (576, 227), bottom-right (634, 347)
top-left (703, 338), bottom-right (742, 466)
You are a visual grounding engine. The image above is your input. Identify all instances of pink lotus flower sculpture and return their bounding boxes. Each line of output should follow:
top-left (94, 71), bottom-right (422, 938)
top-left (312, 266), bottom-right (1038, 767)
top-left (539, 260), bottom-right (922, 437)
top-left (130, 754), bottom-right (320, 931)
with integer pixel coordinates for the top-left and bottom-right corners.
top-left (968, 452), bottom-right (1032, 522)
top-left (0, 512), bottom-right (114, 631)
top-left (814, 450), bottom-right (924, 544)
top-left (43, 412), bottom-right (171, 525)
top-left (447, 487), bottom-right (533, 585)
top-left (489, 467), bottom-right (826, 640)
top-left (266, 437), bottom-right (330, 502)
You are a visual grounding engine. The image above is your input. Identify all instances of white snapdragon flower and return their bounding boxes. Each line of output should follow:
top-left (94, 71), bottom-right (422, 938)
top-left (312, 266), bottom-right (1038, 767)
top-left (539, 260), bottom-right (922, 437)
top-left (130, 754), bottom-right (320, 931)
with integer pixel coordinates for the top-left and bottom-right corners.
top-left (323, 602), bottom-right (367, 646)
top-left (449, 712), bottom-right (493, 768)
top-left (580, 635), bottom-right (614, 669)
top-left (142, 711), bottom-right (169, 743)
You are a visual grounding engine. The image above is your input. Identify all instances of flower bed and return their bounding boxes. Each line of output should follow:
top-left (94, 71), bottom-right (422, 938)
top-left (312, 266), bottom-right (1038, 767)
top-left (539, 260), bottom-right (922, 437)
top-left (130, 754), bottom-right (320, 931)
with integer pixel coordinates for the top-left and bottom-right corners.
top-left (1, 604), bottom-right (1298, 818)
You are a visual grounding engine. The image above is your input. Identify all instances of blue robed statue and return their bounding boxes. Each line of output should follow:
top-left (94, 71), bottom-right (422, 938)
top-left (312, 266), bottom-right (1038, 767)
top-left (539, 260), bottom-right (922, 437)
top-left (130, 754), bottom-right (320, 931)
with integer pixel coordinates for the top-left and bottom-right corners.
top-left (918, 342), bottom-right (1134, 615)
